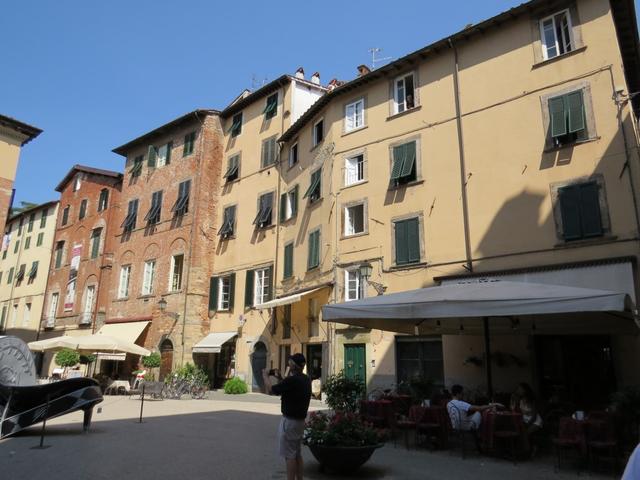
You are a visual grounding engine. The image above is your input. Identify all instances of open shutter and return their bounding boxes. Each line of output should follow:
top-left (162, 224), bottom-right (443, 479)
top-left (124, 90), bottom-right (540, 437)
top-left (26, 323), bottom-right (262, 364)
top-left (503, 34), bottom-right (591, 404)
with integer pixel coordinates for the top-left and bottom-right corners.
top-left (395, 220), bottom-right (408, 264)
top-left (266, 265), bottom-right (274, 301)
top-left (567, 91), bottom-right (585, 134)
top-left (559, 185), bottom-right (582, 240)
top-left (579, 182), bottom-right (603, 237)
top-left (280, 192), bottom-right (287, 222)
top-left (228, 273), bottom-right (236, 311)
top-left (147, 145), bottom-right (157, 167)
top-left (549, 96), bottom-right (567, 138)
top-left (406, 217), bottom-right (420, 263)
top-left (400, 141), bottom-right (416, 178)
top-left (390, 144), bottom-right (406, 181)
top-left (291, 185), bottom-right (298, 217)
top-left (244, 269), bottom-right (254, 308)
top-left (165, 141), bottom-right (173, 165)
top-left (209, 277), bottom-right (219, 311)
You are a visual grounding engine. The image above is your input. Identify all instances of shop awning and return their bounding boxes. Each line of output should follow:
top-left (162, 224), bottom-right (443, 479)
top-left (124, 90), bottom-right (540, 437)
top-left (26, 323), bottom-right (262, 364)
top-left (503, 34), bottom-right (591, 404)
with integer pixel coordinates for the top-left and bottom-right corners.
top-left (322, 281), bottom-right (638, 335)
top-left (256, 287), bottom-right (324, 309)
top-left (192, 332), bottom-right (237, 353)
top-left (97, 321), bottom-right (149, 343)
top-left (96, 353), bottom-right (126, 361)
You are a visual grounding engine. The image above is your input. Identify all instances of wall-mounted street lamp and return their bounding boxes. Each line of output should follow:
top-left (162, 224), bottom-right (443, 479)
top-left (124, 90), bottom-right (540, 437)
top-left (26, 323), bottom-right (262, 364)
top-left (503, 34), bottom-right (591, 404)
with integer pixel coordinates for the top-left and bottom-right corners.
top-left (158, 298), bottom-right (180, 321)
top-left (359, 261), bottom-right (387, 296)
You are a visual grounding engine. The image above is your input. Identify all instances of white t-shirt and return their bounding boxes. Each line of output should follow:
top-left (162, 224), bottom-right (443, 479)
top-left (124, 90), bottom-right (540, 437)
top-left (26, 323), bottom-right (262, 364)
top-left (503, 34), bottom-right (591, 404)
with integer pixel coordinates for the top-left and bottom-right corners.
top-left (448, 399), bottom-right (474, 427)
top-left (623, 444), bottom-right (640, 480)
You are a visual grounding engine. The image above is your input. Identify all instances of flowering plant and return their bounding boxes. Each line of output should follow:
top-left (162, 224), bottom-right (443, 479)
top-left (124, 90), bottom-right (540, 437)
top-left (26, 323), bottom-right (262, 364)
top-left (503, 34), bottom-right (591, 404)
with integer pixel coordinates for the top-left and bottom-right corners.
top-left (304, 411), bottom-right (388, 447)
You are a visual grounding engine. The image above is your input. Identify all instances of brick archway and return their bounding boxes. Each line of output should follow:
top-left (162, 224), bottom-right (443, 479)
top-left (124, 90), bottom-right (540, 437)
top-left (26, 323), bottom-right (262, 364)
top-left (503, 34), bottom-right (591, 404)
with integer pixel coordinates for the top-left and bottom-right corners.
top-left (159, 338), bottom-right (174, 381)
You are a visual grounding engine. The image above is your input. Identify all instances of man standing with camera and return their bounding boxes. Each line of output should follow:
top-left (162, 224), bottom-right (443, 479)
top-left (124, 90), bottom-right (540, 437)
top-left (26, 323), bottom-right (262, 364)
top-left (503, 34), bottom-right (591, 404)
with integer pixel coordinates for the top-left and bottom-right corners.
top-left (263, 353), bottom-right (312, 480)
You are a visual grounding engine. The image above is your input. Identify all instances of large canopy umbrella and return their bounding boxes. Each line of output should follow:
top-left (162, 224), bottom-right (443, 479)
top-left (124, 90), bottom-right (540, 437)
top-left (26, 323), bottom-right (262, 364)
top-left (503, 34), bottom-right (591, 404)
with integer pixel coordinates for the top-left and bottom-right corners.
top-left (28, 336), bottom-right (84, 352)
top-left (29, 334), bottom-right (150, 356)
top-left (322, 280), bottom-right (637, 397)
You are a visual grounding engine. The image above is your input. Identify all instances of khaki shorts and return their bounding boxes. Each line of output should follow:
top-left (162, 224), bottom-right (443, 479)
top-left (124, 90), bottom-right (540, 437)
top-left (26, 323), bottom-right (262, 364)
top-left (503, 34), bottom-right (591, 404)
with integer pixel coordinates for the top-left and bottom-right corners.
top-left (278, 417), bottom-right (305, 459)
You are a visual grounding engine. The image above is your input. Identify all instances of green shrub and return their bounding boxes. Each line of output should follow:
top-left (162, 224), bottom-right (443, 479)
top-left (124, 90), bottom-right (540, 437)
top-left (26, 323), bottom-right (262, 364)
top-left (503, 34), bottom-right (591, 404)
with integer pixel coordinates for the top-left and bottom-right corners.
top-left (223, 377), bottom-right (248, 394)
top-left (55, 348), bottom-right (80, 368)
top-left (323, 371), bottom-right (366, 413)
top-left (79, 354), bottom-right (96, 365)
top-left (165, 362), bottom-right (209, 386)
top-left (142, 352), bottom-right (161, 369)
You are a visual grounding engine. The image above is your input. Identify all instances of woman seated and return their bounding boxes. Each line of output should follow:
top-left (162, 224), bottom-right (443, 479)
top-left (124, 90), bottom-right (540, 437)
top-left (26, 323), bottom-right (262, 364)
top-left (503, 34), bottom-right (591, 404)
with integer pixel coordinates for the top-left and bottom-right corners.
top-left (511, 382), bottom-right (543, 455)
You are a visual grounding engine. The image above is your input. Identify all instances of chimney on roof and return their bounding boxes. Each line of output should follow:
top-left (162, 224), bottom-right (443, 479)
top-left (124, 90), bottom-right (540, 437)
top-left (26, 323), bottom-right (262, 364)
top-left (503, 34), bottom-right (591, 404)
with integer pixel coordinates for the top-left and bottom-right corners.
top-left (295, 67), bottom-right (305, 79)
top-left (357, 64), bottom-right (371, 77)
top-left (311, 72), bottom-right (320, 85)
top-left (327, 78), bottom-right (341, 91)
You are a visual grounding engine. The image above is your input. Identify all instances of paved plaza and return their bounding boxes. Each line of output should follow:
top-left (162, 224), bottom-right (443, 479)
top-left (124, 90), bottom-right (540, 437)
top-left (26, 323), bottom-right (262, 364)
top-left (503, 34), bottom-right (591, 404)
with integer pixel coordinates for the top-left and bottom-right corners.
top-left (0, 393), bottom-right (613, 479)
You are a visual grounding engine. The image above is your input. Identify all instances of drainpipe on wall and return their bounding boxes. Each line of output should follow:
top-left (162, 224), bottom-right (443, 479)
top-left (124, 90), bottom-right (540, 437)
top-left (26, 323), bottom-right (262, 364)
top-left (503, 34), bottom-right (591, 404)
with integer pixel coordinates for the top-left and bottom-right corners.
top-left (448, 39), bottom-right (473, 273)
top-left (93, 188), bottom-right (116, 334)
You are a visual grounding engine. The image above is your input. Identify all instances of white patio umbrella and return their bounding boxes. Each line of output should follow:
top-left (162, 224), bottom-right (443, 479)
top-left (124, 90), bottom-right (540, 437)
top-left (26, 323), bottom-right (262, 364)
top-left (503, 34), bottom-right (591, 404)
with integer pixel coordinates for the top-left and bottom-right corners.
top-left (73, 335), bottom-right (150, 356)
top-left (28, 335), bottom-right (83, 352)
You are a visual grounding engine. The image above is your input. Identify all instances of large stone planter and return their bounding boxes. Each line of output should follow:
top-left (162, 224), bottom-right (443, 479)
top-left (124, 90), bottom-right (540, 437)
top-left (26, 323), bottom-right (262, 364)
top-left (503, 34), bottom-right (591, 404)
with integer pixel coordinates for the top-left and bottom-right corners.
top-left (307, 443), bottom-right (383, 474)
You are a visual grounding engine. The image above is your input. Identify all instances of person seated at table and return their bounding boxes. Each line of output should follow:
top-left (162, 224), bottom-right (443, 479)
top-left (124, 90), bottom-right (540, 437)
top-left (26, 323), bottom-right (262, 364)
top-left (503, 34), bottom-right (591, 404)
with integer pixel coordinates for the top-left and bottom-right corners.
top-left (510, 382), bottom-right (542, 454)
top-left (448, 384), bottom-right (495, 430)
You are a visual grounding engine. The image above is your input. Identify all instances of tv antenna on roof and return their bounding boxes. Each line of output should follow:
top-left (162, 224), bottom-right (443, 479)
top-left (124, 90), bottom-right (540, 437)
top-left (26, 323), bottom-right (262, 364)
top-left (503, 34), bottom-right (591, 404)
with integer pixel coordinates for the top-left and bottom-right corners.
top-left (369, 48), bottom-right (392, 70)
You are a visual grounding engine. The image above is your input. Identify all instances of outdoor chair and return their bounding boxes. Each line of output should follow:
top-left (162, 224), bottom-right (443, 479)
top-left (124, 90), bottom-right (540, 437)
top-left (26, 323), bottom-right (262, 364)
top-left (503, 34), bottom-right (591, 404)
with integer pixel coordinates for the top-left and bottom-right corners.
top-left (395, 406), bottom-right (423, 449)
top-left (553, 417), bottom-right (586, 473)
top-left (492, 415), bottom-right (522, 464)
top-left (585, 419), bottom-right (618, 474)
top-left (446, 402), bottom-right (479, 459)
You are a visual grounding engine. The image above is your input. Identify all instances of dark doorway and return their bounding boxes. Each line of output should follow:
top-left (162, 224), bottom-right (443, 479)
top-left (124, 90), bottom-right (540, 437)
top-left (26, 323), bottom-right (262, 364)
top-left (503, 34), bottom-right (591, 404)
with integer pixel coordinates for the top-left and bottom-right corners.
top-left (214, 343), bottom-right (236, 389)
top-left (159, 339), bottom-right (174, 381)
top-left (535, 335), bottom-right (616, 410)
top-left (306, 344), bottom-right (323, 380)
top-left (344, 344), bottom-right (366, 383)
top-left (251, 341), bottom-right (267, 392)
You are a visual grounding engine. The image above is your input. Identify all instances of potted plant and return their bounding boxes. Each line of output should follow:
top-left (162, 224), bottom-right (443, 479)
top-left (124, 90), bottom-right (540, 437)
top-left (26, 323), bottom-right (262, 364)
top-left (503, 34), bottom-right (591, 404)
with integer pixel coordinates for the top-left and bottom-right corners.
top-left (55, 348), bottom-right (80, 377)
top-left (304, 371), bottom-right (386, 474)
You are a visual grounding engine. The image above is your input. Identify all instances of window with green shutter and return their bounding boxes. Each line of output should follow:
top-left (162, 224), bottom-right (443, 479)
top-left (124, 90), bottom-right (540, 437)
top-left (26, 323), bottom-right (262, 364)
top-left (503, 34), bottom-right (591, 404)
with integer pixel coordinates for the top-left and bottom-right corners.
top-left (283, 243), bottom-right (294, 279)
top-left (548, 90), bottom-right (587, 147)
top-left (61, 206), bottom-right (70, 226)
top-left (218, 205), bottom-right (236, 238)
top-left (303, 169), bottom-right (322, 203)
top-left (55, 241), bottom-right (64, 269)
top-left (558, 181), bottom-right (603, 241)
top-left (244, 269), bottom-right (254, 308)
top-left (90, 228), bottom-right (102, 259)
top-left (264, 93), bottom-right (278, 120)
top-left (390, 141), bottom-right (417, 186)
top-left (229, 113), bottom-right (243, 137)
top-left (28, 214), bottom-right (34, 232)
top-left (307, 229), bottom-right (320, 270)
top-left (40, 208), bottom-right (48, 228)
top-left (79, 199), bottom-right (88, 220)
top-left (36, 232), bottom-right (44, 246)
top-left (130, 155), bottom-right (143, 177)
top-left (394, 217), bottom-right (421, 265)
top-left (261, 136), bottom-right (278, 168)
top-left (223, 155), bottom-right (240, 182)
top-left (24, 237), bottom-right (30, 250)
top-left (183, 131), bottom-right (196, 157)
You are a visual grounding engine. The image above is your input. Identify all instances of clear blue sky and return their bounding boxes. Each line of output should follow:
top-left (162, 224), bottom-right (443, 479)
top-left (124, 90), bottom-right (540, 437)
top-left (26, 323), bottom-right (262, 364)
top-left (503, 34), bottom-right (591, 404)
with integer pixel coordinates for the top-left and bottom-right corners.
top-left (2, 1), bottom-right (638, 206)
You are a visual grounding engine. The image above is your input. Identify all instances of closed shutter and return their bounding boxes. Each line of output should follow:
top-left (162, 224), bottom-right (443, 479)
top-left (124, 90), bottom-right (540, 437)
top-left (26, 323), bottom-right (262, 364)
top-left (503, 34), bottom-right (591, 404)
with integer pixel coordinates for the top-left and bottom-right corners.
top-left (406, 217), bottom-right (420, 263)
top-left (284, 244), bottom-right (293, 278)
top-left (266, 265), bottom-right (274, 301)
top-left (147, 145), bottom-right (157, 167)
top-left (579, 182), bottom-right (603, 237)
top-left (165, 141), bottom-right (173, 165)
top-left (390, 144), bottom-right (406, 181)
top-left (566, 91), bottom-right (585, 134)
top-left (308, 231), bottom-right (319, 269)
top-left (244, 270), bottom-right (254, 308)
top-left (209, 276), bottom-right (219, 311)
top-left (291, 185), bottom-right (298, 217)
top-left (280, 192), bottom-right (287, 222)
top-left (228, 273), bottom-right (236, 311)
top-left (559, 185), bottom-right (582, 240)
top-left (549, 96), bottom-right (567, 138)
top-left (395, 220), bottom-right (408, 264)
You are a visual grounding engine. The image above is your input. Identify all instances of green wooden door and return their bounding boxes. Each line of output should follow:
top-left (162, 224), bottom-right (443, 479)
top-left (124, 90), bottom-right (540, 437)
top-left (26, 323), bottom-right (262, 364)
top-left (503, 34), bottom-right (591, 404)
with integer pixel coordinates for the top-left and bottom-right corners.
top-left (344, 344), bottom-right (366, 383)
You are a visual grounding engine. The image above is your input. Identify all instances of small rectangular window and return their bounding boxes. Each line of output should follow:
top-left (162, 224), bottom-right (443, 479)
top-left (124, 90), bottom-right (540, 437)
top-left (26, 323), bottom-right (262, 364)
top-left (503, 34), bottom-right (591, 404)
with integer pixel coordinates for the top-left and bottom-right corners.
top-left (7, 267), bottom-right (14, 284)
top-left (98, 189), bottom-right (109, 212)
top-left (307, 229), bottom-right (320, 270)
top-left (217, 276), bottom-right (231, 311)
top-left (303, 169), bottom-right (322, 203)
top-left (548, 90), bottom-right (587, 147)
top-left (130, 155), bottom-right (143, 177)
top-left (79, 199), bottom-right (88, 220)
top-left (390, 141), bottom-right (417, 186)
top-left (28, 213), bottom-right (35, 233)
top-left (73, 175), bottom-right (82, 192)
top-left (540, 9), bottom-right (573, 60)
top-left (283, 243), bottom-right (294, 279)
top-left (183, 131), bottom-right (196, 156)
top-left (313, 119), bottom-right (324, 146)
top-left (264, 93), bottom-right (278, 120)
top-left (47, 293), bottom-right (59, 326)
top-left (558, 182), bottom-right (603, 241)
top-left (61, 206), bottom-right (70, 226)
top-left (345, 99), bottom-right (365, 132)
top-left (28, 261), bottom-right (38, 283)
top-left (40, 208), bottom-right (48, 228)
top-left (36, 232), bottom-right (44, 246)
top-left (13, 240), bottom-right (19, 254)
top-left (54, 241), bottom-right (64, 269)
top-left (345, 269), bottom-right (365, 301)
top-left (394, 72), bottom-right (416, 114)
top-left (24, 237), bottom-right (31, 250)
top-left (90, 228), bottom-right (102, 259)
top-left (145, 191), bottom-right (163, 225)
top-left (261, 136), bottom-right (278, 168)
top-left (253, 267), bottom-right (271, 306)
top-left (118, 265), bottom-right (131, 298)
top-left (122, 199), bottom-right (139, 232)
top-left (154, 142), bottom-right (172, 168)
top-left (253, 192), bottom-right (274, 228)
top-left (230, 113), bottom-right (243, 137)
top-left (289, 143), bottom-right (298, 168)
top-left (15, 264), bottom-right (26, 284)
top-left (218, 205), bottom-right (236, 238)
top-left (172, 180), bottom-right (191, 216)
top-left (18, 218), bottom-right (23, 236)
top-left (344, 204), bottom-right (365, 236)
top-left (280, 185), bottom-right (299, 222)
top-left (142, 260), bottom-right (156, 295)
top-left (345, 154), bottom-right (365, 186)
top-left (394, 217), bottom-right (421, 265)
top-left (223, 154), bottom-right (240, 182)
top-left (171, 254), bottom-right (184, 291)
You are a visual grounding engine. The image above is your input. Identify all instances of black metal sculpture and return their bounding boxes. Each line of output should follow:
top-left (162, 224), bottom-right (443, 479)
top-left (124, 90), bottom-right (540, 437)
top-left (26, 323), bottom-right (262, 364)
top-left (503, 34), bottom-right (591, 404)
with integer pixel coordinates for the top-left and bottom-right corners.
top-left (0, 336), bottom-right (103, 439)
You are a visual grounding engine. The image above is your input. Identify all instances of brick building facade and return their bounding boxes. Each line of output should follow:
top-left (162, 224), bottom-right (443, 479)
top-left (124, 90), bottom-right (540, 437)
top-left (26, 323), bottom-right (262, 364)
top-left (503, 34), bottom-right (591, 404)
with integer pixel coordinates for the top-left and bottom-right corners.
top-left (107, 110), bottom-right (223, 379)
top-left (38, 165), bottom-right (122, 374)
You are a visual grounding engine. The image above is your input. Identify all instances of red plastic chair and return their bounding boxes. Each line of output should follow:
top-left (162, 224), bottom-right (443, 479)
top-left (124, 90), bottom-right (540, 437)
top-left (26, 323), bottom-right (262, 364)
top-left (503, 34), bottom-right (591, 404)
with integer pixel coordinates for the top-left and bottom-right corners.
top-left (553, 417), bottom-right (585, 472)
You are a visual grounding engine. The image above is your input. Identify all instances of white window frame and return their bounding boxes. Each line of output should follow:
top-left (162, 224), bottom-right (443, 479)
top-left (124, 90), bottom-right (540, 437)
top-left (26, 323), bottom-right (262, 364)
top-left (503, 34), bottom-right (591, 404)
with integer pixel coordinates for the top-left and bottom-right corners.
top-left (170, 254), bottom-right (184, 292)
top-left (345, 269), bottom-right (365, 301)
top-left (22, 303), bottom-right (31, 327)
top-left (540, 9), bottom-right (574, 60)
top-left (84, 286), bottom-right (95, 314)
top-left (217, 276), bottom-right (231, 311)
top-left (313, 119), bottom-right (324, 147)
top-left (289, 142), bottom-right (298, 168)
top-left (393, 72), bottom-right (416, 114)
top-left (345, 98), bottom-right (365, 132)
top-left (344, 203), bottom-right (365, 237)
top-left (73, 175), bottom-right (81, 192)
top-left (284, 189), bottom-right (296, 221)
top-left (254, 268), bottom-right (270, 306)
top-left (118, 265), bottom-right (131, 299)
top-left (142, 260), bottom-right (156, 295)
top-left (156, 143), bottom-right (170, 168)
top-left (47, 293), bottom-right (59, 326)
top-left (345, 154), bottom-right (365, 186)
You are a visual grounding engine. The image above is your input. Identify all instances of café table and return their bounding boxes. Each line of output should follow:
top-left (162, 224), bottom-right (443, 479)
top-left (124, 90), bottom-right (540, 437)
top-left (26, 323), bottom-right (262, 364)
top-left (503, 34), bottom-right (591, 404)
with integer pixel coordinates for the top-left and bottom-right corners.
top-left (360, 399), bottom-right (394, 428)
top-left (105, 380), bottom-right (131, 395)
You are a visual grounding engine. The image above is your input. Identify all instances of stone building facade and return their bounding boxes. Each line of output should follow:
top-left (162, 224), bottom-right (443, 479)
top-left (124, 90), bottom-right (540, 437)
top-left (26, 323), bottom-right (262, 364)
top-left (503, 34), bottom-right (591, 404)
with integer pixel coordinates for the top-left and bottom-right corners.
top-left (108, 110), bottom-right (224, 379)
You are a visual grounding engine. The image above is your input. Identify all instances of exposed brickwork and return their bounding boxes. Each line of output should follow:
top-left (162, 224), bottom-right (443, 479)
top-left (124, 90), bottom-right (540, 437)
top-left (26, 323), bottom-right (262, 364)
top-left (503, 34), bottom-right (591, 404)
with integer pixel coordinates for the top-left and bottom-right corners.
top-left (41, 168), bottom-right (122, 336)
top-left (105, 114), bottom-right (224, 368)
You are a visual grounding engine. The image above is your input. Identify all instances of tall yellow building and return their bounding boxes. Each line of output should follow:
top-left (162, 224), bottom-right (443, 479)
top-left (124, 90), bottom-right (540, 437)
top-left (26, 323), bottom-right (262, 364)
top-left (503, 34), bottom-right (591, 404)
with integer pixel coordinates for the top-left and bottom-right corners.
top-left (0, 202), bottom-right (59, 347)
top-left (200, 0), bottom-right (640, 405)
